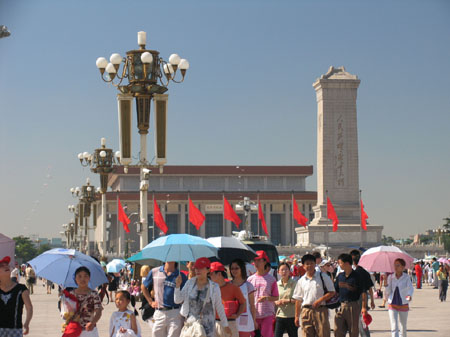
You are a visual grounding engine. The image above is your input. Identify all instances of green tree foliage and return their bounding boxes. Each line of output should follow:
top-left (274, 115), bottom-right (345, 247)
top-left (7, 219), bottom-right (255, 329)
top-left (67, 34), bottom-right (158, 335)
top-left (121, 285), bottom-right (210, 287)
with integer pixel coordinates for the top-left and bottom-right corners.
top-left (37, 243), bottom-right (52, 255)
top-left (382, 235), bottom-right (396, 245)
top-left (13, 236), bottom-right (37, 262)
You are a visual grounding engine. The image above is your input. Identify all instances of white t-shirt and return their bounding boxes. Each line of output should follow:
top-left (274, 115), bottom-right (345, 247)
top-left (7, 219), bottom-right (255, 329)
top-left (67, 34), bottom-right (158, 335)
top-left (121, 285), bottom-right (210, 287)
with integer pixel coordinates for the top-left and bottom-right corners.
top-left (11, 268), bottom-right (20, 279)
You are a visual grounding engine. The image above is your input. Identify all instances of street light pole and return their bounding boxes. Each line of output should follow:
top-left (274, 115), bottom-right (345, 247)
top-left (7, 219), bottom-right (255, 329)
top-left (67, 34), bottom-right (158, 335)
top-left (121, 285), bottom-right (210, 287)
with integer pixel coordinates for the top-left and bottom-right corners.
top-left (96, 31), bottom-right (189, 250)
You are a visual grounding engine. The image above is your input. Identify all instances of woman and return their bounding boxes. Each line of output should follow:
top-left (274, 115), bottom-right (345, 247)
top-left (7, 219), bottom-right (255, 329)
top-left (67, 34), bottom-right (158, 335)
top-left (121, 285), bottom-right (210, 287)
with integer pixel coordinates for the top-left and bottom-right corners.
top-left (385, 258), bottom-right (414, 337)
top-left (174, 257), bottom-right (231, 337)
top-left (0, 256), bottom-right (33, 336)
top-left (436, 264), bottom-right (448, 302)
top-left (67, 266), bottom-right (103, 336)
top-left (25, 265), bottom-right (35, 295)
top-left (230, 259), bottom-right (257, 337)
top-left (274, 262), bottom-right (296, 337)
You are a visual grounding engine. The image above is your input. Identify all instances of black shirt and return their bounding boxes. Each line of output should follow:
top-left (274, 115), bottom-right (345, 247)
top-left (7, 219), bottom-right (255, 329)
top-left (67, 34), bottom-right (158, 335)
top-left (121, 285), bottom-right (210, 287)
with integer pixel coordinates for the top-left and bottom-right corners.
top-left (354, 266), bottom-right (374, 293)
top-left (0, 283), bottom-right (27, 328)
top-left (335, 270), bottom-right (363, 302)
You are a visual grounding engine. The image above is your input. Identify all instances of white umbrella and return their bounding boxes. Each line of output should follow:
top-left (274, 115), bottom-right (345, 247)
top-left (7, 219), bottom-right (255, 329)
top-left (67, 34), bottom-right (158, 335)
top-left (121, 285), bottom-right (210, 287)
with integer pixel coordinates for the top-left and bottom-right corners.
top-left (207, 236), bottom-right (257, 265)
top-left (359, 245), bottom-right (414, 273)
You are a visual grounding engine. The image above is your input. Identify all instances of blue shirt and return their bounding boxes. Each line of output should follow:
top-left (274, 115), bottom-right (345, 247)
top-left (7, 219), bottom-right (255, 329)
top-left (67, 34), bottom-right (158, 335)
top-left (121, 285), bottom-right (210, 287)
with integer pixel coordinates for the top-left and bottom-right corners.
top-left (143, 266), bottom-right (187, 308)
top-left (335, 269), bottom-right (363, 302)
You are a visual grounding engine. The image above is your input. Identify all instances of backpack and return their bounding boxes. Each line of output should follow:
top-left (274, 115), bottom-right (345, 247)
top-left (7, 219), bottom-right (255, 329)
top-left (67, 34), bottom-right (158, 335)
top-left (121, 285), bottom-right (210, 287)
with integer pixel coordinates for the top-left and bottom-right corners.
top-left (319, 272), bottom-right (341, 309)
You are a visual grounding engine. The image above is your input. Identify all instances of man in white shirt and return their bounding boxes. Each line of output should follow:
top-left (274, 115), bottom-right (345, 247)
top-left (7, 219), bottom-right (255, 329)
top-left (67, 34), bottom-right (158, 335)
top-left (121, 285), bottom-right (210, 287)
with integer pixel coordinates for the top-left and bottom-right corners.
top-left (11, 262), bottom-right (20, 283)
top-left (293, 254), bottom-right (335, 337)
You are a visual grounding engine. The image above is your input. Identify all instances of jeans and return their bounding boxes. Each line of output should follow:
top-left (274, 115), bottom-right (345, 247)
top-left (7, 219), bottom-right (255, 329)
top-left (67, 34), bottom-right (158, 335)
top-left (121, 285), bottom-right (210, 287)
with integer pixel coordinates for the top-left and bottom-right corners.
top-left (274, 317), bottom-right (297, 337)
top-left (388, 310), bottom-right (408, 337)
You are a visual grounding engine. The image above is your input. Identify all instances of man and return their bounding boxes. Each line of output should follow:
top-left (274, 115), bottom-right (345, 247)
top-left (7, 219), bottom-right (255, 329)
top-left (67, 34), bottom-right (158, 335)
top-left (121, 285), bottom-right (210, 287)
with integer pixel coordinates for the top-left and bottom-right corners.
top-left (142, 261), bottom-right (187, 337)
top-left (334, 253), bottom-right (366, 337)
top-left (293, 254), bottom-right (335, 337)
top-left (248, 250), bottom-right (279, 337)
top-left (25, 264), bottom-right (35, 294)
top-left (11, 262), bottom-right (20, 283)
top-left (431, 258), bottom-right (440, 289)
top-left (350, 250), bottom-right (375, 337)
top-left (210, 262), bottom-right (246, 337)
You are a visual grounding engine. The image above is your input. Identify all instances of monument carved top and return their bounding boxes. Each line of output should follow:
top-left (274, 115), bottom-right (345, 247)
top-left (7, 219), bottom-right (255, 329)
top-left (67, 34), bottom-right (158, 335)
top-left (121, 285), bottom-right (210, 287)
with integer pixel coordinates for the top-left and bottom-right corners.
top-left (320, 66), bottom-right (358, 80)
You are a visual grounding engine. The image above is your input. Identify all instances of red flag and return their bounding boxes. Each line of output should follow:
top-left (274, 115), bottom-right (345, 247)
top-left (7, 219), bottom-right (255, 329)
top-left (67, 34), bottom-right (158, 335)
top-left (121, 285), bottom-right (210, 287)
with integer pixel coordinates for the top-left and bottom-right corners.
top-left (258, 201), bottom-right (269, 237)
top-left (189, 198), bottom-right (205, 230)
top-left (117, 197), bottom-right (130, 233)
top-left (223, 197), bottom-right (242, 228)
top-left (293, 196), bottom-right (308, 227)
top-left (327, 197), bottom-right (339, 232)
top-left (360, 199), bottom-right (368, 231)
top-left (153, 198), bottom-right (168, 234)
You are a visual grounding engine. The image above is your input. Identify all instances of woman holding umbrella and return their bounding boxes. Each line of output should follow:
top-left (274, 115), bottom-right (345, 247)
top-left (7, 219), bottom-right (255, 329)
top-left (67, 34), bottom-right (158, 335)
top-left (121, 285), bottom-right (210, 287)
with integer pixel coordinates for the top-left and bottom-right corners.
top-left (64, 266), bottom-right (103, 337)
top-left (385, 258), bottom-right (414, 337)
top-left (0, 256), bottom-right (33, 336)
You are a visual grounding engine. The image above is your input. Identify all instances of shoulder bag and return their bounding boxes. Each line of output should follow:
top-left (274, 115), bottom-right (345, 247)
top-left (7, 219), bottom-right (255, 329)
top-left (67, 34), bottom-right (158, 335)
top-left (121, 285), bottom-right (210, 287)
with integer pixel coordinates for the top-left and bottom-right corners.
top-left (319, 272), bottom-right (340, 309)
top-left (180, 283), bottom-right (210, 337)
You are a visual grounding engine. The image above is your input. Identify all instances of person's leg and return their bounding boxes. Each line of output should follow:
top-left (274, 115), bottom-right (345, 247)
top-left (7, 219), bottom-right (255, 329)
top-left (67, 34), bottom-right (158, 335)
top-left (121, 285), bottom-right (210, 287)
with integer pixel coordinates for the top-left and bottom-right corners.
top-left (438, 280), bottom-right (444, 301)
top-left (166, 309), bottom-right (183, 337)
top-left (300, 308), bottom-right (315, 337)
top-left (152, 310), bottom-right (167, 337)
top-left (349, 302), bottom-right (361, 337)
top-left (285, 317), bottom-right (297, 337)
top-left (443, 280), bottom-right (448, 301)
top-left (388, 310), bottom-right (399, 337)
top-left (274, 317), bottom-right (284, 337)
top-left (228, 320), bottom-right (239, 337)
top-left (398, 311), bottom-right (408, 337)
top-left (314, 307), bottom-right (330, 337)
top-left (259, 316), bottom-right (274, 337)
top-left (358, 297), bottom-right (370, 337)
top-left (334, 306), bottom-right (348, 337)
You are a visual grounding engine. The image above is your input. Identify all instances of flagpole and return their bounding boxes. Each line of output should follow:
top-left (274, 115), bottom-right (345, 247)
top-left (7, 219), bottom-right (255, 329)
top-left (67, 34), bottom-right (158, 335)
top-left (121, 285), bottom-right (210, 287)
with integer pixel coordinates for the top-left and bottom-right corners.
top-left (325, 190), bottom-right (329, 257)
top-left (359, 189), bottom-right (363, 248)
top-left (187, 192), bottom-right (190, 235)
top-left (152, 192), bottom-right (155, 241)
top-left (257, 193), bottom-right (260, 236)
top-left (222, 192), bottom-right (225, 236)
top-left (291, 191), bottom-right (295, 243)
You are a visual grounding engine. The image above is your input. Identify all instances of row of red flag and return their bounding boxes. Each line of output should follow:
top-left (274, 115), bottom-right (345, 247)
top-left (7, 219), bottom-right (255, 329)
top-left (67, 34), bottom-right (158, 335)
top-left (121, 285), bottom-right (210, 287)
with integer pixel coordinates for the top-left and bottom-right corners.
top-left (117, 196), bottom-right (369, 236)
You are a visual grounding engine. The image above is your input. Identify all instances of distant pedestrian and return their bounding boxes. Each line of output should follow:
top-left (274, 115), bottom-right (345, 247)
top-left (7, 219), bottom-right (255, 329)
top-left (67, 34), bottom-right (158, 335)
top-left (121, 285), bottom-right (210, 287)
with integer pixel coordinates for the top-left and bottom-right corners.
top-left (11, 262), bottom-right (20, 283)
top-left (436, 264), bottom-right (448, 302)
top-left (431, 258), bottom-right (440, 288)
top-left (274, 262), bottom-right (297, 337)
top-left (0, 256), bottom-right (33, 336)
top-left (25, 265), bottom-right (36, 295)
top-left (248, 251), bottom-right (279, 337)
top-left (385, 258), bottom-right (413, 337)
top-left (230, 258), bottom-right (257, 337)
top-left (414, 262), bottom-right (422, 289)
top-left (334, 253), bottom-right (365, 337)
top-left (46, 279), bottom-right (53, 294)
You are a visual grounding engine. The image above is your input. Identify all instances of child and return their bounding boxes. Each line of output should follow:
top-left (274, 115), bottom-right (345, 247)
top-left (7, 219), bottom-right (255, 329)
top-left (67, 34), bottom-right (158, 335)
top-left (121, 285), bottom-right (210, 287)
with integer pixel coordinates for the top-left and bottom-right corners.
top-left (109, 290), bottom-right (141, 337)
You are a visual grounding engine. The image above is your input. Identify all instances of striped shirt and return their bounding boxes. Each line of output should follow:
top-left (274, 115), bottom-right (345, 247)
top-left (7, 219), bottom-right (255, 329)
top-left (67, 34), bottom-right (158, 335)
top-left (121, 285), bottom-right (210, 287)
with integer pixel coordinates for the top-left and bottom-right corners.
top-left (248, 272), bottom-right (279, 318)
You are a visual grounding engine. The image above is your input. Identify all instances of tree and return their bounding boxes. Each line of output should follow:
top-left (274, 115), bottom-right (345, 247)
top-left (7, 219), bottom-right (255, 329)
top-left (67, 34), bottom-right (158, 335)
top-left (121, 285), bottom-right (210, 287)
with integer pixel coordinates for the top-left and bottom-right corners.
top-left (37, 243), bottom-right (52, 255)
top-left (382, 235), bottom-right (396, 245)
top-left (13, 236), bottom-right (37, 263)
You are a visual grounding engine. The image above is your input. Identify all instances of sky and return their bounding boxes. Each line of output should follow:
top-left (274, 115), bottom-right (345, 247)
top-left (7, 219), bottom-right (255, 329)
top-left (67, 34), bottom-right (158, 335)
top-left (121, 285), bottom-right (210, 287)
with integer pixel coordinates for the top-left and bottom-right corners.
top-left (0, 0), bottom-right (449, 240)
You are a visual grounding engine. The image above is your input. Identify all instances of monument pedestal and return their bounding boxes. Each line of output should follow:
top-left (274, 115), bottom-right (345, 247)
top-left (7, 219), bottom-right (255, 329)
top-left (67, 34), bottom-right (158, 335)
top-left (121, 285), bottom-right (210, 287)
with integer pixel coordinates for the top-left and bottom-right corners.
top-left (295, 224), bottom-right (383, 248)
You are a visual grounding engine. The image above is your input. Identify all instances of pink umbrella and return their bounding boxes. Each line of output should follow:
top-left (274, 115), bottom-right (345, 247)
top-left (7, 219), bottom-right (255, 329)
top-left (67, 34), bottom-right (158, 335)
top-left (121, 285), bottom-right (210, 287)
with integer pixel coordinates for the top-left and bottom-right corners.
top-left (359, 245), bottom-right (414, 273)
top-left (438, 258), bottom-right (450, 265)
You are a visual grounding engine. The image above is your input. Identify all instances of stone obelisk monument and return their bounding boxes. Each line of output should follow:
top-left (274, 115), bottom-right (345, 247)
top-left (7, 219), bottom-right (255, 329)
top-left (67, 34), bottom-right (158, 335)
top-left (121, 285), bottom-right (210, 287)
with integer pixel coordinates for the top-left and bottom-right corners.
top-left (296, 66), bottom-right (383, 247)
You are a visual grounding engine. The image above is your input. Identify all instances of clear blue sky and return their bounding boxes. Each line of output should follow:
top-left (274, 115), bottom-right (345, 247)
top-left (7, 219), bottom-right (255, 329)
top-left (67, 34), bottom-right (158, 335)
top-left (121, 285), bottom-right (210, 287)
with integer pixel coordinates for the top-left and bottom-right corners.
top-left (0, 0), bottom-right (449, 239)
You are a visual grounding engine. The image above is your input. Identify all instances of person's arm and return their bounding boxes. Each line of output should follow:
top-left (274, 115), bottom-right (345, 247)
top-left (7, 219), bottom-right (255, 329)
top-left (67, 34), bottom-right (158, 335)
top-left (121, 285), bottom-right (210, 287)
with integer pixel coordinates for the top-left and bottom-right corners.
top-left (248, 290), bottom-right (258, 330)
top-left (22, 289), bottom-right (33, 335)
top-left (361, 292), bottom-right (368, 314)
top-left (294, 299), bottom-right (302, 327)
top-left (141, 270), bottom-right (157, 308)
top-left (174, 275), bottom-right (189, 304)
top-left (86, 308), bottom-right (102, 331)
top-left (368, 287), bottom-right (375, 309)
top-left (259, 279), bottom-right (279, 302)
top-left (130, 313), bottom-right (138, 334)
top-left (230, 287), bottom-right (246, 319)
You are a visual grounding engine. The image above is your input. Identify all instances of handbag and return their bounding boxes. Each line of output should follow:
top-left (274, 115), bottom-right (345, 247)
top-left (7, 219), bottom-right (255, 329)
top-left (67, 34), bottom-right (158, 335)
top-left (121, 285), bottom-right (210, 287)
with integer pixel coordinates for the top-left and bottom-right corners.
top-left (180, 283), bottom-right (210, 337)
top-left (319, 272), bottom-right (341, 309)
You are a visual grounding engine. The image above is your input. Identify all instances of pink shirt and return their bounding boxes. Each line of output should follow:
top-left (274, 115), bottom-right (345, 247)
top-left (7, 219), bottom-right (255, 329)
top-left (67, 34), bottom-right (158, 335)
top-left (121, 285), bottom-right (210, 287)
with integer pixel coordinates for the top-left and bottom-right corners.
top-left (248, 272), bottom-right (279, 318)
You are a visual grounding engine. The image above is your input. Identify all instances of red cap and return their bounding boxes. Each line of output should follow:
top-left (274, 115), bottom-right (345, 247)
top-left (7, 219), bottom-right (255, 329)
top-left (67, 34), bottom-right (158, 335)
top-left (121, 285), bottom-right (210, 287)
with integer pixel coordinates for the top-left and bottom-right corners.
top-left (194, 257), bottom-right (211, 270)
top-left (210, 262), bottom-right (225, 273)
top-left (254, 250), bottom-right (269, 263)
top-left (362, 312), bottom-right (372, 326)
top-left (0, 256), bottom-right (11, 265)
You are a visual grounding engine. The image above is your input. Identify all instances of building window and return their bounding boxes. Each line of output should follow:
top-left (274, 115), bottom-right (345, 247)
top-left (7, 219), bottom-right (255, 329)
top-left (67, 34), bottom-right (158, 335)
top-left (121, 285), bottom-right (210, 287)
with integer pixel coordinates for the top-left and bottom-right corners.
top-left (166, 214), bottom-right (178, 234)
top-left (270, 214), bottom-right (282, 245)
top-left (251, 213), bottom-right (259, 235)
top-left (205, 214), bottom-right (223, 238)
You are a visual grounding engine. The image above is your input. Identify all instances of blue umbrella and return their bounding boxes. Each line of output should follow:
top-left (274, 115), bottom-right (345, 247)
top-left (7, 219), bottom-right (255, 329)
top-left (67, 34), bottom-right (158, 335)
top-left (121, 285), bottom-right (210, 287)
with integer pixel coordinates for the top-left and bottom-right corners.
top-left (138, 234), bottom-right (218, 262)
top-left (106, 259), bottom-right (126, 273)
top-left (28, 248), bottom-right (108, 289)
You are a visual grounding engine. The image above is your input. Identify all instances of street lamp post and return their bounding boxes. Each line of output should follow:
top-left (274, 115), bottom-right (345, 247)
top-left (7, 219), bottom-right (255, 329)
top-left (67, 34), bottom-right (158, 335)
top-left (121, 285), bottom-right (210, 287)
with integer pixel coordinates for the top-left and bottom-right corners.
top-left (96, 31), bottom-right (189, 249)
top-left (236, 197), bottom-right (258, 237)
top-left (78, 138), bottom-right (120, 256)
top-left (70, 178), bottom-right (96, 254)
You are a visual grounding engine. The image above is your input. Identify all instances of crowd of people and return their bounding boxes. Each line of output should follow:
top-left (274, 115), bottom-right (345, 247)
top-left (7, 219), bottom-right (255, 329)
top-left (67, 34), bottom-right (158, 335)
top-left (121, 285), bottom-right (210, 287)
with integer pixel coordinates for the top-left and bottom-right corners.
top-left (0, 251), bottom-right (449, 337)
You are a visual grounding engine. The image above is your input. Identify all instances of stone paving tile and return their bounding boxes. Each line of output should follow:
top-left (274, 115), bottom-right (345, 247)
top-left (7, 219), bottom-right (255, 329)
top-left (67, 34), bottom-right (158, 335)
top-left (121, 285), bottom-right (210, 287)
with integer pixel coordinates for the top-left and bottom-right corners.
top-left (24, 279), bottom-right (449, 336)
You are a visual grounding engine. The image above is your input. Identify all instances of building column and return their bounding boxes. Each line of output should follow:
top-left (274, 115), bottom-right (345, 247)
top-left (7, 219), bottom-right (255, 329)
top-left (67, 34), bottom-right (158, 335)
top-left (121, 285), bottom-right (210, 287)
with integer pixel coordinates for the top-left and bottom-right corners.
top-left (285, 201), bottom-right (292, 245)
top-left (180, 202), bottom-right (186, 233)
top-left (199, 203), bottom-right (206, 238)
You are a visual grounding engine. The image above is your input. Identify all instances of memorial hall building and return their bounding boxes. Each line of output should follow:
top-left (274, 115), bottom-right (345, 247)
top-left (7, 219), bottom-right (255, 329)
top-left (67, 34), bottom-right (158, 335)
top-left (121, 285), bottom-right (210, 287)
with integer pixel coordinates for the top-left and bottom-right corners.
top-left (99, 165), bottom-right (317, 254)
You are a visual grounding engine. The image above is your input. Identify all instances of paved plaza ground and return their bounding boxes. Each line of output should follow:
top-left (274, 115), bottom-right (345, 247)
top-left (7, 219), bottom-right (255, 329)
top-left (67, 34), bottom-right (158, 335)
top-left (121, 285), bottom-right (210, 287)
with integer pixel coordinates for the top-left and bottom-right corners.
top-left (26, 279), bottom-right (449, 337)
